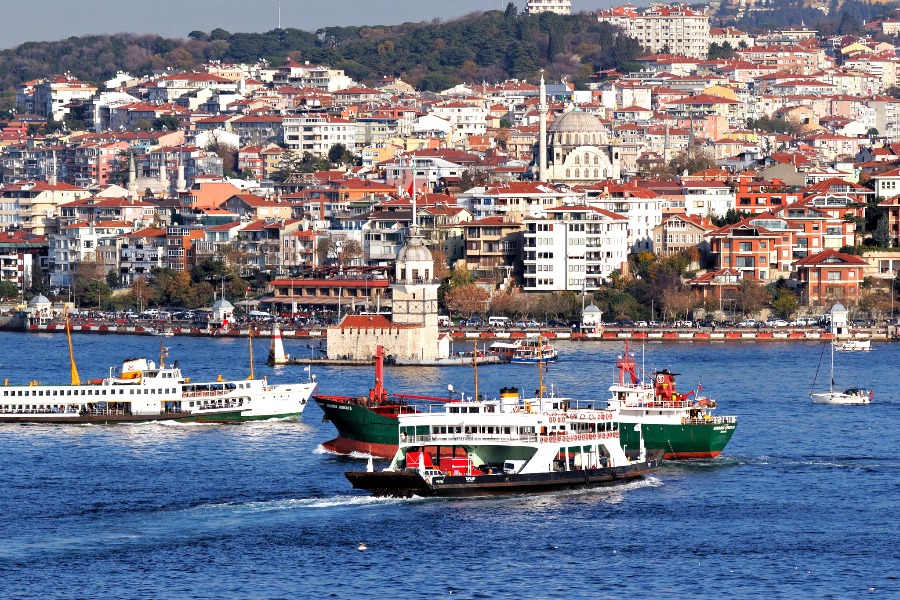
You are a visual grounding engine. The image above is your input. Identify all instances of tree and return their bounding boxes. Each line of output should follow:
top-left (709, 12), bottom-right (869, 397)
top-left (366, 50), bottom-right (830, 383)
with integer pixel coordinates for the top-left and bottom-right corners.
top-left (443, 283), bottom-right (489, 318)
top-left (338, 238), bottom-right (363, 266)
top-left (205, 134), bottom-right (237, 175)
top-left (106, 269), bottom-right (120, 288)
top-left (669, 145), bottom-right (717, 176)
top-left (192, 256), bottom-right (228, 284)
top-left (660, 284), bottom-right (694, 322)
top-left (166, 271), bottom-right (195, 307)
top-left (0, 280), bottom-right (18, 299)
top-left (873, 214), bottom-right (891, 248)
top-left (26, 256), bottom-right (46, 298)
top-left (771, 288), bottom-right (800, 319)
top-left (733, 278), bottom-right (770, 318)
top-left (84, 280), bottom-right (112, 309)
top-left (130, 276), bottom-right (152, 312)
top-left (152, 114), bottom-right (180, 131)
top-left (72, 253), bottom-right (107, 307)
top-left (328, 143), bottom-right (355, 165)
top-left (708, 41), bottom-right (735, 60)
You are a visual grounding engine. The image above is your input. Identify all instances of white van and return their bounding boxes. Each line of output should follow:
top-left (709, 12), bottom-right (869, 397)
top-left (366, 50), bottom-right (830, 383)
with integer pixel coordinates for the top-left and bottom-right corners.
top-left (438, 315), bottom-right (451, 327)
top-left (488, 316), bottom-right (510, 328)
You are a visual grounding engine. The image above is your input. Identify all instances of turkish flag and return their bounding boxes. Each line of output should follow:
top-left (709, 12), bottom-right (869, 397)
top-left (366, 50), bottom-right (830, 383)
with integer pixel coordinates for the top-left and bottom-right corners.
top-left (406, 181), bottom-right (414, 197)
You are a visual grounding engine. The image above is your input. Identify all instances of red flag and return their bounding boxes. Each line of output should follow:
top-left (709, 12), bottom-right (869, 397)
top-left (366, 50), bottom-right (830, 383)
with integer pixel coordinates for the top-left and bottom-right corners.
top-left (406, 181), bottom-right (414, 197)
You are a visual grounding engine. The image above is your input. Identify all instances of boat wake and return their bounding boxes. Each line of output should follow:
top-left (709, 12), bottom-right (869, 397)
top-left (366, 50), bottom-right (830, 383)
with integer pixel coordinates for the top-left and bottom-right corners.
top-left (733, 454), bottom-right (897, 470)
top-left (195, 494), bottom-right (416, 514)
top-left (312, 444), bottom-right (382, 460)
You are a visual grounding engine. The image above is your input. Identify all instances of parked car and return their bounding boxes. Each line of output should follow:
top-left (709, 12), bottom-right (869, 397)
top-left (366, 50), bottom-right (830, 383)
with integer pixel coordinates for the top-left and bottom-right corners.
top-left (765, 319), bottom-right (789, 327)
top-left (634, 320), bottom-right (648, 327)
top-left (737, 319), bottom-right (757, 327)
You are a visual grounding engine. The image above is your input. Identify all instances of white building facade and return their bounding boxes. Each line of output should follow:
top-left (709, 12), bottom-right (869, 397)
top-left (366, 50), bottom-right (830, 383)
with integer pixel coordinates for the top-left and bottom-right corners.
top-left (282, 115), bottom-right (356, 157)
top-left (523, 206), bottom-right (628, 292)
top-left (526, 0), bottom-right (571, 15)
top-left (597, 4), bottom-right (711, 60)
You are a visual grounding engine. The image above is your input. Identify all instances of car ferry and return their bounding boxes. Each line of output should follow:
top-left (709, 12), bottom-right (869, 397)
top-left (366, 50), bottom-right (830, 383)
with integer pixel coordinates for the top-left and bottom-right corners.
top-left (346, 387), bottom-right (662, 498)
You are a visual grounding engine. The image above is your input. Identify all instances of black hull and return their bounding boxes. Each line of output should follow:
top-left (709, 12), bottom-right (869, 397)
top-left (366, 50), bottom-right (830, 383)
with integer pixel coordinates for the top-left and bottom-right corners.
top-left (347, 450), bottom-right (663, 498)
top-left (0, 413), bottom-right (187, 424)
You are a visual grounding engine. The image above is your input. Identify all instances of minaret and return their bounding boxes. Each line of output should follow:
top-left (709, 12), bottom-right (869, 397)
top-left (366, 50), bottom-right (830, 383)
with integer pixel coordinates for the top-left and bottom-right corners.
top-left (127, 154), bottom-right (137, 200)
top-left (159, 153), bottom-right (168, 192)
top-left (176, 156), bottom-right (186, 193)
top-left (48, 151), bottom-right (57, 186)
top-left (539, 71), bottom-right (548, 182)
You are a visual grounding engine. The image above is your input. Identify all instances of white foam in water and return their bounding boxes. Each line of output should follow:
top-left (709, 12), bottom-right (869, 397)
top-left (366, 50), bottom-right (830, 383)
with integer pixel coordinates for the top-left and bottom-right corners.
top-left (195, 494), bottom-right (410, 515)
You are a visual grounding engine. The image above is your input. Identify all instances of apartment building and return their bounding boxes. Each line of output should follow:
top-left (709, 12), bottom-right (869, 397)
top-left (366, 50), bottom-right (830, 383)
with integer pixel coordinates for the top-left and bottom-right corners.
top-left (0, 181), bottom-right (93, 234)
top-left (49, 221), bottom-right (134, 287)
top-left (597, 4), bottom-right (710, 60)
top-left (525, 0), bottom-right (571, 16)
top-left (460, 217), bottom-right (525, 281)
top-left (118, 227), bottom-right (167, 285)
top-left (523, 206), bottom-right (628, 292)
top-left (16, 74), bottom-right (98, 121)
top-left (0, 230), bottom-right (47, 296)
top-left (794, 249), bottom-right (867, 305)
top-left (282, 114), bottom-right (356, 158)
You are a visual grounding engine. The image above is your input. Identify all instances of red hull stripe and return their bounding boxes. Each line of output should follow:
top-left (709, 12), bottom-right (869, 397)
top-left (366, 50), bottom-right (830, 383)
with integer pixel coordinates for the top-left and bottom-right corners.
top-left (664, 450), bottom-right (722, 460)
top-left (321, 437), bottom-right (397, 459)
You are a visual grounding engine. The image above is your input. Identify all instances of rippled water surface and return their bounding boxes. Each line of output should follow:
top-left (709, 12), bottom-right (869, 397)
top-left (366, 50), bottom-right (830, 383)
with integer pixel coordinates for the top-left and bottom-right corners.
top-left (0, 332), bottom-right (897, 599)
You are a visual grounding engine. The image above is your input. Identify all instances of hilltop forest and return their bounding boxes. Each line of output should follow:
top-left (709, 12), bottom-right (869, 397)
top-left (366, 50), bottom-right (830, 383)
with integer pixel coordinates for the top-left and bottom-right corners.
top-left (0, 5), bottom-right (642, 111)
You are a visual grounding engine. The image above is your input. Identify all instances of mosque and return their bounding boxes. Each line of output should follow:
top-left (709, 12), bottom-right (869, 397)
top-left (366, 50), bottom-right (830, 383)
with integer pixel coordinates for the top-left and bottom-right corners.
top-left (536, 75), bottom-right (621, 185)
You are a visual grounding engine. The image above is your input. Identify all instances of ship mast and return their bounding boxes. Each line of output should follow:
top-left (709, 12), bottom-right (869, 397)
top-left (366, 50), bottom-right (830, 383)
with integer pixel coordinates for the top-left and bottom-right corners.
top-left (159, 340), bottom-right (168, 369)
top-left (472, 340), bottom-right (479, 401)
top-left (248, 324), bottom-right (255, 380)
top-left (537, 335), bottom-right (544, 399)
top-left (65, 312), bottom-right (81, 386)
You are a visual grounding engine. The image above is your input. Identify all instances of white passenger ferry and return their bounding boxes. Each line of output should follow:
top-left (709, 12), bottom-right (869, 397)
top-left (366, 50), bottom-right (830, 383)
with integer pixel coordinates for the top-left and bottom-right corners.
top-left (0, 329), bottom-right (316, 424)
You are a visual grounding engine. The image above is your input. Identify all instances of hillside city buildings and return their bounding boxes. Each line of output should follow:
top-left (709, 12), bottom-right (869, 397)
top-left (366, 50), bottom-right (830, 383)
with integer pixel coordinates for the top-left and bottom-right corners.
top-left (3, 3), bottom-right (900, 315)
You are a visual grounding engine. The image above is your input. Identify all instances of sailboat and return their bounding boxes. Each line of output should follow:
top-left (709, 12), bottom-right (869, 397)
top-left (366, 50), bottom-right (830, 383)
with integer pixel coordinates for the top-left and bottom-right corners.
top-left (810, 340), bottom-right (873, 405)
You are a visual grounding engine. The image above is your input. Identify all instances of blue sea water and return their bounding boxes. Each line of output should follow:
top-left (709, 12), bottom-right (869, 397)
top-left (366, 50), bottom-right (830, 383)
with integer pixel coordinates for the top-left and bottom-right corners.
top-left (0, 332), bottom-right (897, 599)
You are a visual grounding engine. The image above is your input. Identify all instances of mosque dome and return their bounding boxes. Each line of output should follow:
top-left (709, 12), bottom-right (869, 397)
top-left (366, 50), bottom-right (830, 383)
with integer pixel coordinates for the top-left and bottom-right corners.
top-left (549, 110), bottom-right (605, 134)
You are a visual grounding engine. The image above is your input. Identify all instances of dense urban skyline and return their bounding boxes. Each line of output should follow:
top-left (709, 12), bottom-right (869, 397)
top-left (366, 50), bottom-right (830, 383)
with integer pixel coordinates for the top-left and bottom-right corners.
top-left (0, 0), bottom-right (617, 50)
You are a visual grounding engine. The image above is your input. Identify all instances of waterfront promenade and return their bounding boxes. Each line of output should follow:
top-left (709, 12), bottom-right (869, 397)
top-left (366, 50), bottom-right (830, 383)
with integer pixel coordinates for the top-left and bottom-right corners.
top-left (7, 316), bottom-right (897, 342)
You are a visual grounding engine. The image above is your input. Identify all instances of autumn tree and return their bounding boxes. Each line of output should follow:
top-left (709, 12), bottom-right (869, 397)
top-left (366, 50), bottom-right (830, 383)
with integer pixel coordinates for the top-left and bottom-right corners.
top-left (733, 278), bottom-right (770, 318)
top-left (167, 271), bottom-right (195, 307)
top-left (72, 252), bottom-right (107, 307)
top-left (431, 248), bottom-right (451, 280)
top-left (130, 276), bottom-right (153, 312)
top-left (338, 239), bottom-right (363, 267)
top-left (443, 283), bottom-right (489, 318)
top-left (660, 284), bottom-right (694, 322)
top-left (669, 145), bottom-right (717, 177)
top-left (205, 133), bottom-right (237, 175)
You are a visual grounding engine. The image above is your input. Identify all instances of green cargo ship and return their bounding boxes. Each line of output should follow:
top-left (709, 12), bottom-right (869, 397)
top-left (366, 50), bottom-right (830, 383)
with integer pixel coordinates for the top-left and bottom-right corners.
top-left (607, 342), bottom-right (737, 459)
top-left (315, 343), bottom-right (736, 460)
